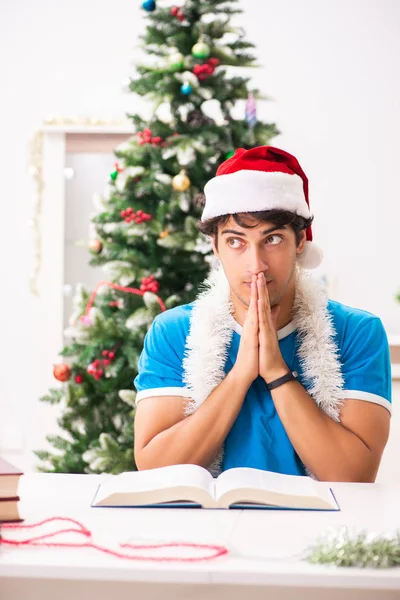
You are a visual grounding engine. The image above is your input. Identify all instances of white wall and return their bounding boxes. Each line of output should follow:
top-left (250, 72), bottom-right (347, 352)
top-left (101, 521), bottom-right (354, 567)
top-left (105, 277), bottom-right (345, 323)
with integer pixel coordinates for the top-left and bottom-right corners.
top-left (0, 0), bottom-right (399, 472)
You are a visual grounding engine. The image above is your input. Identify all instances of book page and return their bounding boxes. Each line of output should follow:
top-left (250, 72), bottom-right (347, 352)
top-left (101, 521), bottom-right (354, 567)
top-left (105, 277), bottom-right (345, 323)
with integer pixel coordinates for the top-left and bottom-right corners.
top-left (215, 467), bottom-right (321, 502)
top-left (96, 464), bottom-right (214, 504)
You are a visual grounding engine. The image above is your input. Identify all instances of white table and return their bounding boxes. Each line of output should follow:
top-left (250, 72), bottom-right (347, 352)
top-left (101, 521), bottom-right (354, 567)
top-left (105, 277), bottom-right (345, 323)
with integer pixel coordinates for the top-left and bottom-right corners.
top-left (1, 474), bottom-right (400, 600)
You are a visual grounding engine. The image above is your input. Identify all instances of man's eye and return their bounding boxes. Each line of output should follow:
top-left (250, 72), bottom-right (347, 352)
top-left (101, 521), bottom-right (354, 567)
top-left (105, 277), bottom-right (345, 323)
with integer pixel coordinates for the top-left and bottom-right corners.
top-left (227, 238), bottom-right (242, 249)
top-left (266, 235), bottom-right (283, 245)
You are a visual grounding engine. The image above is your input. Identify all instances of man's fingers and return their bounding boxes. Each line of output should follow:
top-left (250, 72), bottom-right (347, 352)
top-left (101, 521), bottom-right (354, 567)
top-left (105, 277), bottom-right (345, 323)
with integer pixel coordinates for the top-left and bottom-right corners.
top-left (257, 273), bottom-right (280, 333)
top-left (257, 272), bottom-right (270, 304)
top-left (257, 273), bottom-right (270, 324)
top-left (247, 276), bottom-right (258, 329)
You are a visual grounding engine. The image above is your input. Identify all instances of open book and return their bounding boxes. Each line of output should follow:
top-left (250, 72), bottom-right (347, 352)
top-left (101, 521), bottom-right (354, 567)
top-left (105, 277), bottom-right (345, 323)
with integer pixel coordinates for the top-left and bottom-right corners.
top-left (91, 464), bottom-right (339, 511)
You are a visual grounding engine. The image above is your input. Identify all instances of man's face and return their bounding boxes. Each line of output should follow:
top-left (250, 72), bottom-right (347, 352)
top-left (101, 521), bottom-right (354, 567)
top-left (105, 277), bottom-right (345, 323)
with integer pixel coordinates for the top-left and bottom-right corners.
top-left (212, 215), bottom-right (306, 309)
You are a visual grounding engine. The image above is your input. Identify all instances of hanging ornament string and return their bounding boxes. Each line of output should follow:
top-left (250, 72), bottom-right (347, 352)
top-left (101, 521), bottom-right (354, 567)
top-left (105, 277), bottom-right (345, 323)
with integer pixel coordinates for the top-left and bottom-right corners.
top-left (245, 92), bottom-right (257, 146)
top-left (82, 280), bottom-right (167, 320)
top-left (1, 516), bottom-right (228, 563)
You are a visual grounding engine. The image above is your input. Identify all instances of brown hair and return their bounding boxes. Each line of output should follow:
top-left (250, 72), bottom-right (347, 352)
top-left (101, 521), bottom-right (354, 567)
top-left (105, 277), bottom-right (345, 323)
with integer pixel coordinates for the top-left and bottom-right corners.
top-left (197, 210), bottom-right (314, 251)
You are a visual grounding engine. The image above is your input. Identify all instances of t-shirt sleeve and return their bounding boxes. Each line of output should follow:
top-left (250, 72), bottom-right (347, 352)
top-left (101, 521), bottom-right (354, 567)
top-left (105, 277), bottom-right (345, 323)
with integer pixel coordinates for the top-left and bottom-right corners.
top-left (133, 317), bottom-right (191, 404)
top-left (340, 316), bottom-right (392, 415)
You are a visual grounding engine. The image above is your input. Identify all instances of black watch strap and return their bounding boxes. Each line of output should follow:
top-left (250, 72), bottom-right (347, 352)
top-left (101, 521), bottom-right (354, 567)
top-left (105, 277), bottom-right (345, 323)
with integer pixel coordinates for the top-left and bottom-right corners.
top-left (266, 370), bottom-right (298, 391)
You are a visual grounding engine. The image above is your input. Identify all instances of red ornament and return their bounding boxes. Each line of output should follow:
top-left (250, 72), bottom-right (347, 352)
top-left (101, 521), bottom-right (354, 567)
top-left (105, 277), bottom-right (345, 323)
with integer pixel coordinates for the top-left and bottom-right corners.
top-left (86, 349), bottom-right (117, 379)
top-left (192, 58), bottom-right (220, 81)
top-left (74, 374), bottom-right (84, 384)
top-left (137, 129), bottom-right (163, 146)
top-left (87, 362), bottom-right (103, 380)
top-left (53, 363), bottom-right (71, 382)
top-left (120, 208), bottom-right (152, 225)
top-left (171, 5), bottom-right (185, 20)
top-left (140, 275), bottom-right (160, 293)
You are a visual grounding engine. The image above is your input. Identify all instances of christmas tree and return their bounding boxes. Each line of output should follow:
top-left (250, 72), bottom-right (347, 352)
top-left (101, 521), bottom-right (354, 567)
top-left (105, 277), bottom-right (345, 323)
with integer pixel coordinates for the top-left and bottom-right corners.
top-left (36, 0), bottom-right (279, 474)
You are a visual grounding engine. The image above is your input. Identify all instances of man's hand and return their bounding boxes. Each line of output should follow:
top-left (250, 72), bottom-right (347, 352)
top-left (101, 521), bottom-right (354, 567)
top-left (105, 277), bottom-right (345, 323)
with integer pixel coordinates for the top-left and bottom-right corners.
top-left (233, 275), bottom-right (260, 388)
top-left (257, 272), bottom-right (288, 383)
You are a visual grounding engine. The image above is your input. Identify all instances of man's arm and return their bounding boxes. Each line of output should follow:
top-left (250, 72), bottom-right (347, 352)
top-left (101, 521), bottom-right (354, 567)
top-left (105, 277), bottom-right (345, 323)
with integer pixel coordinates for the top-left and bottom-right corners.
top-left (267, 375), bottom-right (390, 482)
top-left (135, 275), bottom-right (260, 470)
top-left (134, 366), bottom-right (249, 470)
top-left (256, 272), bottom-right (391, 482)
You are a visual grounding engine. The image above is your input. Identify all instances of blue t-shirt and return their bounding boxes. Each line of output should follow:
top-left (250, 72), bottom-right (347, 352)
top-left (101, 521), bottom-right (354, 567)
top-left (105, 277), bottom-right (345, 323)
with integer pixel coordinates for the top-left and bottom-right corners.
top-left (134, 301), bottom-right (392, 476)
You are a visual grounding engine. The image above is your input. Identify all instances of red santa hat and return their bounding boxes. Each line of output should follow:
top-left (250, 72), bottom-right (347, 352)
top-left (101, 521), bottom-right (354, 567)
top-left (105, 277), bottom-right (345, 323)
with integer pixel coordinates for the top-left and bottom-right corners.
top-left (202, 145), bottom-right (323, 269)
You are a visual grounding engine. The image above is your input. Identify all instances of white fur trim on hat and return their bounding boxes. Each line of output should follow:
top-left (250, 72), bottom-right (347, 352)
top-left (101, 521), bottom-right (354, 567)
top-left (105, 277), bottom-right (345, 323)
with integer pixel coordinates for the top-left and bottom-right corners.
top-left (297, 240), bottom-right (323, 270)
top-left (202, 170), bottom-right (310, 221)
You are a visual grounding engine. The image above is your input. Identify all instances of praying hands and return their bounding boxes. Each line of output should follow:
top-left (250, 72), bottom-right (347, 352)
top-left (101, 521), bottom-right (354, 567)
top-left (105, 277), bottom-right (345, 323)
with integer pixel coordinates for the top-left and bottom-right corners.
top-left (235, 272), bottom-right (288, 388)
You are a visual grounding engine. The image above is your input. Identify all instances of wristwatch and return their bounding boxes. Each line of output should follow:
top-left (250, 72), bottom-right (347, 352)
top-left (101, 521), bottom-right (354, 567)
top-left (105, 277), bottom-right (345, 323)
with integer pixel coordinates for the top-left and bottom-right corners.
top-left (266, 370), bottom-right (298, 391)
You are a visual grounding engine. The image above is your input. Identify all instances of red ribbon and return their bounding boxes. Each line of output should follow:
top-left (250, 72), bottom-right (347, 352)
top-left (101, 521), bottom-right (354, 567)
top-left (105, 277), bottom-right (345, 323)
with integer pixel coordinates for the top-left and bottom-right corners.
top-left (1, 516), bottom-right (228, 563)
top-left (83, 280), bottom-right (166, 318)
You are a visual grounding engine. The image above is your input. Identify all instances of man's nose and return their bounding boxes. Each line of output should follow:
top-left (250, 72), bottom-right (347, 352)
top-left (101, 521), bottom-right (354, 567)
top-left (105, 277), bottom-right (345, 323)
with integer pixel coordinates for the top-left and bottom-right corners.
top-left (248, 246), bottom-right (269, 276)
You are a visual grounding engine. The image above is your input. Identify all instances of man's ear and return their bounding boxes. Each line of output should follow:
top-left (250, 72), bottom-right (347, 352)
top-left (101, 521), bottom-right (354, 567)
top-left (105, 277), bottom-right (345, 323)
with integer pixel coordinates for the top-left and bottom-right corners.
top-left (211, 235), bottom-right (219, 258)
top-left (296, 230), bottom-right (307, 256)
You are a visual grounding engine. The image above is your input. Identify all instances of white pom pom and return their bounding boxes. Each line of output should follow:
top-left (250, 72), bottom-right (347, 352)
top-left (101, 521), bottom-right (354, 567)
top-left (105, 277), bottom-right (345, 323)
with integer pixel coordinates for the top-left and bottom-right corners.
top-left (297, 241), bottom-right (323, 270)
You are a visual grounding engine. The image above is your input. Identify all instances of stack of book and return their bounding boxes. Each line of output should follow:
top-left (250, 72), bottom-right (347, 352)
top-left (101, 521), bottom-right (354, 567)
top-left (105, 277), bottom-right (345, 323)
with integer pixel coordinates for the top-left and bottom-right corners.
top-left (0, 457), bottom-right (23, 522)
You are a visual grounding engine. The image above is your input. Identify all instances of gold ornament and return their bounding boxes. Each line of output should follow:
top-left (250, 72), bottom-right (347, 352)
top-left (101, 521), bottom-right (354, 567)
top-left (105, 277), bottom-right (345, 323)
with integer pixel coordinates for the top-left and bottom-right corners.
top-left (172, 169), bottom-right (191, 192)
top-left (88, 239), bottom-right (103, 254)
top-left (159, 229), bottom-right (169, 239)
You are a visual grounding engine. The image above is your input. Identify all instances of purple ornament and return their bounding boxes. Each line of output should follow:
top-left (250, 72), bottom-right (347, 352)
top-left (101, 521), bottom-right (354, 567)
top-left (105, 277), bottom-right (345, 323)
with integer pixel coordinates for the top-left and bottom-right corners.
top-left (245, 93), bottom-right (257, 128)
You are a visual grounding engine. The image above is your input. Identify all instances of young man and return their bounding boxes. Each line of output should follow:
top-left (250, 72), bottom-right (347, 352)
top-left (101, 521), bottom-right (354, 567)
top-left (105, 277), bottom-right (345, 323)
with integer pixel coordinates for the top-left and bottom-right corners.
top-left (133, 146), bottom-right (391, 482)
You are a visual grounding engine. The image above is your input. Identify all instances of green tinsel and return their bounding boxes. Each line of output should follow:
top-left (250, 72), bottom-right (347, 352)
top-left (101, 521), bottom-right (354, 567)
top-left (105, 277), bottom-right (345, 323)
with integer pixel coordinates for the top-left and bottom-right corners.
top-left (306, 527), bottom-right (400, 568)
